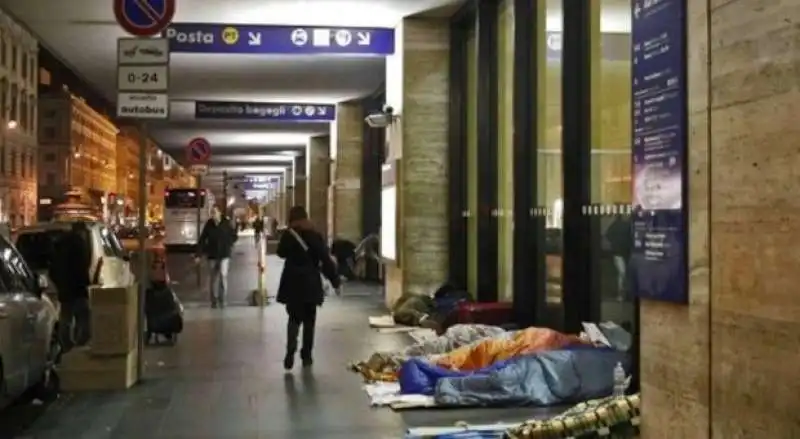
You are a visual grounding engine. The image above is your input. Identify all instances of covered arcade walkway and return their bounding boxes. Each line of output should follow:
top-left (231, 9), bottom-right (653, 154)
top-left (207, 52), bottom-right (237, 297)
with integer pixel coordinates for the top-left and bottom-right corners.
top-left (4, 238), bottom-right (546, 438)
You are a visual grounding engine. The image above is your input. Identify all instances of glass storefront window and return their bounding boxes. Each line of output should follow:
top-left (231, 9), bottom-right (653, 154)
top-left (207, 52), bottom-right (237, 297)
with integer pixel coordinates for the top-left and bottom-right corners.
top-left (466, 27), bottom-right (479, 297)
top-left (497, 0), bottom-right (514, 302)
top-left (539, 0), bottom-right (564, 311)
top-left (591, 0), bottom-right (635, 328)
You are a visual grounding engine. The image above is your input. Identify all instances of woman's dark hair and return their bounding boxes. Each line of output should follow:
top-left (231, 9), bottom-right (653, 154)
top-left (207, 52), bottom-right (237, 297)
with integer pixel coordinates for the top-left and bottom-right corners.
top-left (288, 205), bottom-right (309, 224)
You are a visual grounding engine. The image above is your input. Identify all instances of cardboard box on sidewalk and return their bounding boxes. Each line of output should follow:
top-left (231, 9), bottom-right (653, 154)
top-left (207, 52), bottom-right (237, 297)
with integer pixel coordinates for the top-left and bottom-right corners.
top-left (60, 347), bottom-right (138, 391)
top-left (89, 285), bottom-right (138, 356)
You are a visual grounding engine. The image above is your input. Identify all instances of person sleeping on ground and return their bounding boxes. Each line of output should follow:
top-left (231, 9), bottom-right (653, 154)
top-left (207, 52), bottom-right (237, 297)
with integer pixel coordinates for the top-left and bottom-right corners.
top-left (351, 326), bottom-right (589, 382)
top-left (350, 324), bottom-right (507, 381)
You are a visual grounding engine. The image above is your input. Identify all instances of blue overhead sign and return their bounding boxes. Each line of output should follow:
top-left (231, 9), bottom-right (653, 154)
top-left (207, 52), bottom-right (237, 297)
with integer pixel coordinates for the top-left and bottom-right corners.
top-left (629, 0), bottom-right (688, 304)
top-left (165, 23), bottom-right (395, 55)
top-left (195, 101), bottom-right (336, 122)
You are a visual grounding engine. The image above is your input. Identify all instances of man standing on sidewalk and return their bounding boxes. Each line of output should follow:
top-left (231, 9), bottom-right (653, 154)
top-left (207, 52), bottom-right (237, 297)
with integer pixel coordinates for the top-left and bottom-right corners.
top-left (196, 205), bottom-right (238, 308)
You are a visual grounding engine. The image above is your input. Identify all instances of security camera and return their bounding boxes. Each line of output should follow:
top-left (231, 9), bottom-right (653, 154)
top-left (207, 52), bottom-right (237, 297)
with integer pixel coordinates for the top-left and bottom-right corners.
top-left (365, 105), bottom-right (396, 128)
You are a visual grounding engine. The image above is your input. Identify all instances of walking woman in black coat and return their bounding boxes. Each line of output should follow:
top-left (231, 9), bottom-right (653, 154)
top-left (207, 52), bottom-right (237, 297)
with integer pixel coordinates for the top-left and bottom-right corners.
top-left (276, 205), bottom-right (340, 370)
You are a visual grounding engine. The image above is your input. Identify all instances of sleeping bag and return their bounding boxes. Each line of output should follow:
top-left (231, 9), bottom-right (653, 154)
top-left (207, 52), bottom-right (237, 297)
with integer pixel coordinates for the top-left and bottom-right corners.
top-left (399, 346), bottom-right (630, 407)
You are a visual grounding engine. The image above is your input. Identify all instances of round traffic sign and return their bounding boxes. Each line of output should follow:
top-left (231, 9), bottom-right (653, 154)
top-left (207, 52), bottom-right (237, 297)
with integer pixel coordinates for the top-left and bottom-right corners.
top-left (113, 0), bottom-right (176, 37)
top-left (186, 137), bottom-right (211, 164)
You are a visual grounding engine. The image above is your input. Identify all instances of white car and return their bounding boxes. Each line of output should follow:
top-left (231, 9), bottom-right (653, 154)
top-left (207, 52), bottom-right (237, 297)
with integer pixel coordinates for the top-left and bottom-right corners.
top-left (0, 232), bottom-right (59, 409)
top-left (15, 221), bottom-right (135, 289)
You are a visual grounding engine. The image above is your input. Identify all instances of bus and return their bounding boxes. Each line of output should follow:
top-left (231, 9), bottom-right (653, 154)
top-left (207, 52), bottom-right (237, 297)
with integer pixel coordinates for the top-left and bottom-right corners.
top-left (163, 188), bottom-right (215, 251)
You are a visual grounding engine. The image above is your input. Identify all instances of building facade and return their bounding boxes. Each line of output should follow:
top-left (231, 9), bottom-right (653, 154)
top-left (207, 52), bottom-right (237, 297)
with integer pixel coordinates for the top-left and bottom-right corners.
top-left (37, 88), bottom-right (118, 220)
top-left (0, 11), bottom-right (38, 226)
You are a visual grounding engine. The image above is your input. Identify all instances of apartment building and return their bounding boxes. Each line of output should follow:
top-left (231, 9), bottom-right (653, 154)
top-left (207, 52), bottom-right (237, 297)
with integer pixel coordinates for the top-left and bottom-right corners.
top-left (37, 88), bottom-right (118, 220)
top-left (0, 11), bottom-right (38, 226)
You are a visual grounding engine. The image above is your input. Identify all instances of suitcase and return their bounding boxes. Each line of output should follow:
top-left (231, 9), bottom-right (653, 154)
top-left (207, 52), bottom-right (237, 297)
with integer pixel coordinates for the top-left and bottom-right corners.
top-left (145, 282), bottom-right (184, 344)
top-left (455, 302), bottom-right (513, 326)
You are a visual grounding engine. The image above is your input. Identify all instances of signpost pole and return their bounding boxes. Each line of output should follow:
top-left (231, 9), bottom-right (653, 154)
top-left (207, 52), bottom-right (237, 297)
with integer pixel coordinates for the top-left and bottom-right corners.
top-left (136, 123), bottom-right (148, 380)
top-left (196, 175), bottom-right (203, 287)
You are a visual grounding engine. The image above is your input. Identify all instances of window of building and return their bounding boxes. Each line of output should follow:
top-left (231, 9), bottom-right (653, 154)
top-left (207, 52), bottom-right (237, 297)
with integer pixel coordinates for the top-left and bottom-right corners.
top-left (0, 79), bottom-right (6, 120)
top-left (9, 84), bottom-right (17, 123)
top-left (0, 147), bottom-right (4, 175)
top-left (29, 58), bottom-right (35, 85)
top-left (591, 0), bottom-right (634, 326)
top-left (20, 153), bottom-right (25, 178)
top-left (539, 0), bottom-right (564, 307)
top-left (465, 24), bottom-right (479, 297)
top-left (496, 0), bottom-right (514, 302)
top-left (20, 53), bottom-right (27, 79)
top-left (19, 95), bottom-right (27, 131)
top-left (0, 39), bottom-right (5, 67)
top-left (43, 109), bottom-right (56, 119)
top-left (11, 45), bottom-right (17, 72)
top-left (29, 155), bottom-right (34, 177)
top-left (28, 97), bottom-right (35, 132)
top-left (45, 172), bottom-right (55, 186)
top-left (44, 152), bottom-right (55, 162)
top-left (43, 126), bottom-right (55, 139)
top-left (10, 151), bottom-right (16, 176)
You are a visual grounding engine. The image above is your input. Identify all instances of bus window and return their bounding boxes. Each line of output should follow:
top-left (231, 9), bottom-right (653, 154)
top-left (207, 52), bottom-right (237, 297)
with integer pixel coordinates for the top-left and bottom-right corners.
top-left (165, 189), bottom-right (205, 208)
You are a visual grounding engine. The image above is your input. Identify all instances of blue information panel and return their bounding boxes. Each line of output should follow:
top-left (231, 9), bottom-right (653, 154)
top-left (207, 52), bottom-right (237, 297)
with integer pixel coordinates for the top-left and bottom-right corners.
top-left (166, 23), bottom-right (395, 55)
top-left (195, 101), bottom-right (336, 122)
top-left (629, 0), bottom-right (688, 304)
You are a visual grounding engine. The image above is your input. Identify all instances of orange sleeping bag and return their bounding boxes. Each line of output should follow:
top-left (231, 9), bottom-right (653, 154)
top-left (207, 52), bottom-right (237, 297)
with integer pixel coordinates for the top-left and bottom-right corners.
top-left (433, 327), bottom-right (587, 371)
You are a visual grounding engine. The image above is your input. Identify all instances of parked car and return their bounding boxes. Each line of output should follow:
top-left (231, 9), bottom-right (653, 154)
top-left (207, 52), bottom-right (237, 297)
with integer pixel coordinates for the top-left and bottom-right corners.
top-left (15, 221), bottom-right (135, 289)
top-left (0, 232), bottom-right (59, 409)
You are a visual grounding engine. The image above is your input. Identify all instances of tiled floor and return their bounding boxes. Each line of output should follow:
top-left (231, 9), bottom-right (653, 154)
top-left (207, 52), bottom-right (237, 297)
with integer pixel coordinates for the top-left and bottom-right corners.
top-left (2, 238), bottom-right (561, 438)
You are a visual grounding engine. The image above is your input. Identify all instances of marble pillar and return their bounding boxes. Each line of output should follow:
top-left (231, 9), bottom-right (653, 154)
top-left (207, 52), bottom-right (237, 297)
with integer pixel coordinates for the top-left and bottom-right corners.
top-left (306, 135), bottom-right (330, 238)
top-left (640, 2), bottom-right (800, 438)
top-left (383, 18), bottom-right (450, 306)
top-left (294, 154), bottom-right (307, 211)
top-left (330, 102), bottom-right (364, 243)
top-left (285, 165), bottom-right (294, 214)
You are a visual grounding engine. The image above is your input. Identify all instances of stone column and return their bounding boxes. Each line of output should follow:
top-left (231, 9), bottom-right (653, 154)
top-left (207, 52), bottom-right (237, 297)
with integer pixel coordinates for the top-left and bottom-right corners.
top-left (383, 18), bottom-right (450, 306)
top-left (294, 154), bottom-right (307, 211)
top-left (284, 165), bottom-right (294, 213)
top-left (275, 176), bottom-right (285, 226)
top-left (306, 135), bottom-right (330, 238)
top-left (330, 102), bottom-right (364, 243)
top-left (640, 3), bottom-right (800, 438)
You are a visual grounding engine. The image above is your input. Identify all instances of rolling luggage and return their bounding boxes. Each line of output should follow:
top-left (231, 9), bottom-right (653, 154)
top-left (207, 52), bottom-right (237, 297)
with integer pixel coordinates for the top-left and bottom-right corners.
top-left (145, 282), bottom-right (184, 344)
top-left (455, 301), bottom-right (513, 326)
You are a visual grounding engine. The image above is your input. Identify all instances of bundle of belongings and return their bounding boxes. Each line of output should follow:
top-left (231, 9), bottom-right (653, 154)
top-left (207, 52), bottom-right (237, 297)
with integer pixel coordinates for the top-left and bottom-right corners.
top-left (403, 393), bottom-right (640, 439)
top-left (350, 321), bottom-right (633, 409)
top-left (391, 283), bottom-right (473, 328)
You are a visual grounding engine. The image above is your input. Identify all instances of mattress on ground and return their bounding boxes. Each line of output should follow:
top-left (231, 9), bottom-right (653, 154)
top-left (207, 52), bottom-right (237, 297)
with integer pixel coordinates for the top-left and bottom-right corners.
top-left (400, 346), bottom-right (630, 407)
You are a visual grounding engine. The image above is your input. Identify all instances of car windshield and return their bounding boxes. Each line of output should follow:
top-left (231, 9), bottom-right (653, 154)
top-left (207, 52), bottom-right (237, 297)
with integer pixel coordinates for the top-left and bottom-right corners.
top-left (16, 230), bottom-right (68, 271)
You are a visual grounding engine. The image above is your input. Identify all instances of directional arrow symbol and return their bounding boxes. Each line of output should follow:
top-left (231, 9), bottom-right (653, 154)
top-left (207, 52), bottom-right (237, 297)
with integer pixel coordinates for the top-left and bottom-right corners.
top-left (356, 31), bottom-right (371, 46)
top-left (248, 32), bottom-right (262, 46)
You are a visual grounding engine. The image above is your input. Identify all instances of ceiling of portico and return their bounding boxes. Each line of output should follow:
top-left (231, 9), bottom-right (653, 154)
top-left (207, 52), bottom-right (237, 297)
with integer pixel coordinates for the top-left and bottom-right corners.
top-left (1, 0), bottom-right (631, 186)
top-left (0, 0), bottom-right (463, 182)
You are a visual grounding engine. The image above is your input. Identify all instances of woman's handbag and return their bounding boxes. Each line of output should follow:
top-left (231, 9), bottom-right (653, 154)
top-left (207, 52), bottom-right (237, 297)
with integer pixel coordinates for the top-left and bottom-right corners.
top-left (287, 228), bottom-right (336, 296)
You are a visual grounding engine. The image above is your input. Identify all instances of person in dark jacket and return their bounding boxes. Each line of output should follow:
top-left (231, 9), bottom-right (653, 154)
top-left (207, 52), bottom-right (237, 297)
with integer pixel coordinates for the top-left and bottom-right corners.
top-left (276, 205), bottom-right (339, 370)
top-left (50, 222), bottom-right (92, 348)
top-left (196, 205), bottom-right (238, 308)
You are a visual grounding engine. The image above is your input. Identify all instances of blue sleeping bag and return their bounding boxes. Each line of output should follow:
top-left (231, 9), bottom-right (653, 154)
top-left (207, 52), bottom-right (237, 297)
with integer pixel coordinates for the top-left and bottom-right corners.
top-left (399, 357), bottom-right (513, 395)
top-left (399, 346), bottom-right (629, 407)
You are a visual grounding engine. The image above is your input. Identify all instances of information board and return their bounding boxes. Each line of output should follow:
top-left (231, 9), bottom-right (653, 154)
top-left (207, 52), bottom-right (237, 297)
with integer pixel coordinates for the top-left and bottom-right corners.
top-left (629, 0), bottom-right (689, 304)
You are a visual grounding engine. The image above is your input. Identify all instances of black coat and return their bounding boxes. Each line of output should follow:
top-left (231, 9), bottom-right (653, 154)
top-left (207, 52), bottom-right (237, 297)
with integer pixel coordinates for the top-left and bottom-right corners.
top-left (50, 232), bottom-right (91, 301)
top-left (198, 218), bottom-right (237, 260)
top-left (276, 227), bottom-right (339, 307)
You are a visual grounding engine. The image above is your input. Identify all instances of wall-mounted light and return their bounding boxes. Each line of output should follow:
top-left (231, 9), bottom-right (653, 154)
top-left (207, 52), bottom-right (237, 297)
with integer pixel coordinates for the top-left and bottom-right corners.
top-left (6, 120), bottom-right (17, 130)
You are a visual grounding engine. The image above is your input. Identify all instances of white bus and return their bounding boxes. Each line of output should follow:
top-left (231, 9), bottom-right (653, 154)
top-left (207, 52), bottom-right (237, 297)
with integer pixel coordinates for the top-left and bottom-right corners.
top-left (163, 188), bottom-right (216, 250)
